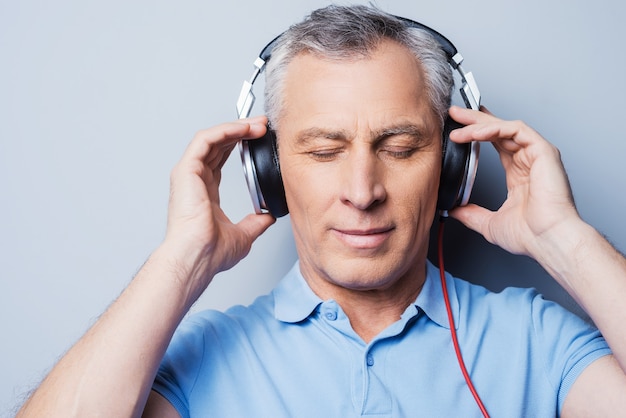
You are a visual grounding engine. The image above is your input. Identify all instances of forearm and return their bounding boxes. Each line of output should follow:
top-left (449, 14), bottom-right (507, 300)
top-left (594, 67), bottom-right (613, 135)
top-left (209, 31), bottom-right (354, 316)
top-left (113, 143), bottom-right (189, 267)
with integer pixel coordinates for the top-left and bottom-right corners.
top-left (16, 242), bottom-right (208, 418)
top-left (16, 119), bottom-right (273, 417)
top-left (533, 218), bottom-right (626, 371)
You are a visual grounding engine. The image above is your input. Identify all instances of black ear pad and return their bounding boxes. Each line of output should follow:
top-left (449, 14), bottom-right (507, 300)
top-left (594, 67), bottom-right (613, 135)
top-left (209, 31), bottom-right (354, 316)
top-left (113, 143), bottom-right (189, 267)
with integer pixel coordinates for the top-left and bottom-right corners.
top-left (437, 117), bottom-right (471, 211)
top-left (245, 126), bottom-right (289, 217)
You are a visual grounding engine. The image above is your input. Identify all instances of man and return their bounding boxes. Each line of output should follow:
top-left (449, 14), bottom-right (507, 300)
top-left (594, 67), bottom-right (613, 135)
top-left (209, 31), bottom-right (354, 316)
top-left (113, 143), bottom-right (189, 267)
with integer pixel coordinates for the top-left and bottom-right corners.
top-left (16, 5), bottom-right (626, 417)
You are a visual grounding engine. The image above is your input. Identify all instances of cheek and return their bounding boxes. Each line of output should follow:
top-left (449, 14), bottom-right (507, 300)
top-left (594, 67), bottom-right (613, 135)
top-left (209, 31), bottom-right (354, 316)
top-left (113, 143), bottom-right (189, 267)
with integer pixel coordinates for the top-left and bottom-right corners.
top-left (281, 158), bottom-right (334, 214)
top-left (281, 161), bottom-right (338, 255)
top-left (390, 181), bottom-right (437, 221)
top-left (392, 157), bottom-right (441, 198)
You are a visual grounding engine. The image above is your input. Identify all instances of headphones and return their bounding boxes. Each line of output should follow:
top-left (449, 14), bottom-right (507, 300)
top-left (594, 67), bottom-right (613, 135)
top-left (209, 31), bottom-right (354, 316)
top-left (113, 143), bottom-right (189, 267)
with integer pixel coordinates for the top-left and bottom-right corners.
top-left (236, 16), bottom-right (481, 218)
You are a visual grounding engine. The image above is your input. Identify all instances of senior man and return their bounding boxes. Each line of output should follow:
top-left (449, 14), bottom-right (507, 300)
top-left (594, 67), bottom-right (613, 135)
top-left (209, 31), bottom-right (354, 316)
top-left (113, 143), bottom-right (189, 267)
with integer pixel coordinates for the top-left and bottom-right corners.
top-left (17, 5), bottom-right (626, 418)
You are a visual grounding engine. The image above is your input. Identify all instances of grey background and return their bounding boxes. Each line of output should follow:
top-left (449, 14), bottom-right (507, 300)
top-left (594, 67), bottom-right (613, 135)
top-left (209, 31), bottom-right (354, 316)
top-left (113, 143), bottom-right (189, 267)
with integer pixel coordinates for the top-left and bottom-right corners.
top-left (1, 0), bottom-right (625, 415)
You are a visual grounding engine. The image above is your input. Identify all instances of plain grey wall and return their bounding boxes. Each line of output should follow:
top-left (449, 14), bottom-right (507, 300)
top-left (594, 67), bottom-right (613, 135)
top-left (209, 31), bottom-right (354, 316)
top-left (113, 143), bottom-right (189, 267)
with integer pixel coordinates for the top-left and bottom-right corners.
top-left (2, 0), bottom-right (625, 415)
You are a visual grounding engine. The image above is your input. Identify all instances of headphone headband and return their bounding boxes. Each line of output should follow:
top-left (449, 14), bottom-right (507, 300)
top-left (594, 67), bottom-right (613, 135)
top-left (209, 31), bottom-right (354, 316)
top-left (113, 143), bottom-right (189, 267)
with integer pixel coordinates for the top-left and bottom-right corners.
top-left (393, 16), bottom-right (458, 61)
top-left (237, 16), bottom-right (480, 119)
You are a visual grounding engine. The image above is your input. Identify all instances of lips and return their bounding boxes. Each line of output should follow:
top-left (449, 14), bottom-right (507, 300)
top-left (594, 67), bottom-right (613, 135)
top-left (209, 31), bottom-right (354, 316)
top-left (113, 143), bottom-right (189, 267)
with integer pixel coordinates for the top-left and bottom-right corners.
top-left (332, 226), bottom-right (394, 249)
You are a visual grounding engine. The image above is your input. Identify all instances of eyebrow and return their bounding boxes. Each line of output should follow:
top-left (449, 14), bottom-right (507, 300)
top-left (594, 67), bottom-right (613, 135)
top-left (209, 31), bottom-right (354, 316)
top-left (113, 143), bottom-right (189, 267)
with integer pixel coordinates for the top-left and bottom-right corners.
top-left (294, 127), bottom-right (349, 145)
top-left (293, 123), bottom-right (433, 146)
top-left (373, 124), bottom-right (432, 144)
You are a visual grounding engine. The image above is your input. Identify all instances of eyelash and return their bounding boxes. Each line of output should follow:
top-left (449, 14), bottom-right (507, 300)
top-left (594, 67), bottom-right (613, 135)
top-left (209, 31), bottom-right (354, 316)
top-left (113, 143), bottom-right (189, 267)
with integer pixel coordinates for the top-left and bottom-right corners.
top-left (308, 148), bottom-right (417, 161)
top-left (308, 149), bottom-right (342, 161)
top-left (383, 149), bottom-right (415, 159)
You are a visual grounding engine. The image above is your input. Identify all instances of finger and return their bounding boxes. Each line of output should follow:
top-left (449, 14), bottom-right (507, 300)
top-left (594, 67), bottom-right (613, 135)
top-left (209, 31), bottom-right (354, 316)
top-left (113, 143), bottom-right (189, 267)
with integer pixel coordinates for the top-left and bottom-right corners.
top-left (204, 141), bottom-right (237, 170)
top-left (182, 117), bottom-right (268, 166)
top-left (479, 105), bottom-right (494, 116)
top-left (237, 213), bottom-right (276, 242)
top-left (449, 105), bottom-right (497, 126)
top-left (216, 142), bottom-right (237, 170)
top-left (447, 106), bottom-right (503, 144)
top-left (449, 112), bottom-right (542, 150)
top-left (448, 203), bottom-right (493, 238)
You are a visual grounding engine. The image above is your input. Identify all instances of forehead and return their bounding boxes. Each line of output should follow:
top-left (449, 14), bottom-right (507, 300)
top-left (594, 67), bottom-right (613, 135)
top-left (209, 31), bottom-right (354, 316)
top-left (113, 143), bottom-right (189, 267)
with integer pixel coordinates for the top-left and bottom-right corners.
top-left (277, 39), bottom-right (437, 136)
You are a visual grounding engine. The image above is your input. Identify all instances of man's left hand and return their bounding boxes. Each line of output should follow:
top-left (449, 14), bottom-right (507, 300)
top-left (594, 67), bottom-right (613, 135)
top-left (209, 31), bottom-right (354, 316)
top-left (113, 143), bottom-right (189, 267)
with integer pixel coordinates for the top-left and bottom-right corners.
top-left (447, 105), bottom-right (580, 260)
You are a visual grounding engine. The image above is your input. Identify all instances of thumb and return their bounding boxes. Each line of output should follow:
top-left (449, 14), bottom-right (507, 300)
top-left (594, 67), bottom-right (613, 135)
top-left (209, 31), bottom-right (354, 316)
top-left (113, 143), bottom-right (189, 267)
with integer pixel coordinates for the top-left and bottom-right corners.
top-left (448, 203), bottom-right (492, 237)
top-left (237, 213), bottom-right (276, 242)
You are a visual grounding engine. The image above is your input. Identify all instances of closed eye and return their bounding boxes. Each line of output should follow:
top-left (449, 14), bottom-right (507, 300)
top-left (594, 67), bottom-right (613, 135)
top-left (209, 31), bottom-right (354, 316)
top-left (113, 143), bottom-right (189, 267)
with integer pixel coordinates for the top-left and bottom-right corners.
top-left (374, 124), bottom-right (435, 159)
top-left (308, 148), bottom-right (343, 161)
top-left (381, 148), bottom-right (416, 159)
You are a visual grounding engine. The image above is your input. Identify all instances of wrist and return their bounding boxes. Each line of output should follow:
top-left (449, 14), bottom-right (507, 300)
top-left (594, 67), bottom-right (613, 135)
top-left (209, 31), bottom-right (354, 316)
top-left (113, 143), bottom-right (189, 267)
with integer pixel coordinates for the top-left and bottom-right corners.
top-left (145, 239), bottom-right (218, 310)
top-left (530, 216), bottom-right (599, 291)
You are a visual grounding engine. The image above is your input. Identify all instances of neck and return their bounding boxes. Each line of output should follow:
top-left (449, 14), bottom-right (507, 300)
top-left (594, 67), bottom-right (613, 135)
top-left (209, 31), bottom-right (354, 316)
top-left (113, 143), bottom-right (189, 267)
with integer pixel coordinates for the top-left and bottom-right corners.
top-left (304, 263), bottom-right (427, 344)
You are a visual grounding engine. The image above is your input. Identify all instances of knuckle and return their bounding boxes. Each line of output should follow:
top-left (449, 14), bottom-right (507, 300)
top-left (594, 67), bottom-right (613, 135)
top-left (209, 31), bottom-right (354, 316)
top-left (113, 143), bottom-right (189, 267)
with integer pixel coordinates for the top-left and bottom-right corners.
top-left (511, 120), bottom-right (526, 131)
top-left (192, 129), bottom-right (210, 142)
top-left (169, 163), bottom-right (182, 183)
top-left (549, 144), bottom-right (562, 159)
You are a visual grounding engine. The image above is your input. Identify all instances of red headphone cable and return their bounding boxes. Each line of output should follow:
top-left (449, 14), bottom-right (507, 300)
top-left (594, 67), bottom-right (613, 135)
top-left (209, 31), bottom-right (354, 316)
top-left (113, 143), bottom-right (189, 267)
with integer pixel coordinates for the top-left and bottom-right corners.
top-left (437, 213), bottom-right (490, 418)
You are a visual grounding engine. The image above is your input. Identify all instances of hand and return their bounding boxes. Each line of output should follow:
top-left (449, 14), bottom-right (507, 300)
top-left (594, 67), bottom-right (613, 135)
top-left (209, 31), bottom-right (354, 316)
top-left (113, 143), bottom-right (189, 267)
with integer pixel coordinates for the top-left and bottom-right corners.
top-left (447, 106), bottom-right (580, 259)
top-left (163, 116), bottom-right (275, 298)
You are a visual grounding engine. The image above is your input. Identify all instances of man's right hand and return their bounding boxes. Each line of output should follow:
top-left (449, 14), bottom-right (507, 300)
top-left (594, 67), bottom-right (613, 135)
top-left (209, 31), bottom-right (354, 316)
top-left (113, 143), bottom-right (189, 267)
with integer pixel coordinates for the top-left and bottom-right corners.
top-left (162, 116), bottom-right (276, 305)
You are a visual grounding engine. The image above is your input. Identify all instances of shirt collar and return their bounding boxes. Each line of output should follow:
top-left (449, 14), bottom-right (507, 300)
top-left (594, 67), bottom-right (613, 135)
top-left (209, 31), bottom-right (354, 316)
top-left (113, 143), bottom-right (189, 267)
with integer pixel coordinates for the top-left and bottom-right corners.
top-left (273, 262), bottom-right (323, 323)
top-left (415, 260), bottom-right (459, 329)
top-left (272, 260), bottom-right (459, 329)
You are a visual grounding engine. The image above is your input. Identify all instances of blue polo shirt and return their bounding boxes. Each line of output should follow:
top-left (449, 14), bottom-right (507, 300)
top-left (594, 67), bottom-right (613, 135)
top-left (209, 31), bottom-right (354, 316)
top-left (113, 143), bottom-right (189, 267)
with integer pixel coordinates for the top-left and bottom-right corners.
top-left (153, 261), bottom-right (610, 417)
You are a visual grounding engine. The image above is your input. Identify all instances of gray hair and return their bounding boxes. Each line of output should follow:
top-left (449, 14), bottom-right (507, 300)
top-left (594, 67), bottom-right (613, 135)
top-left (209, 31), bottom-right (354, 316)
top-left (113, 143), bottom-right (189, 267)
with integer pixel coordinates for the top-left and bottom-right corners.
top-left (264, 4), bottom-right (454, 129)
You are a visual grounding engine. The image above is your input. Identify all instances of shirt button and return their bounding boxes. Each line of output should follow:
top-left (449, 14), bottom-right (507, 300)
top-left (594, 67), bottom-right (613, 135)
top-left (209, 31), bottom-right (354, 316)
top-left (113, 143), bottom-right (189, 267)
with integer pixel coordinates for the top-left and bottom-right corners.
top-left (366, 355), bottom-right (375, 366)
top-left (324, 310), bottom-right (337, 321)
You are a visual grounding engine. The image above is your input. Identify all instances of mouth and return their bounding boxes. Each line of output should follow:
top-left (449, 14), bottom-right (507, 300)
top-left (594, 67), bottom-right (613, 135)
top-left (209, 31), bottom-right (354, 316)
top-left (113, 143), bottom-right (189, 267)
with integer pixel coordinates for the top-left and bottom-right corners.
top-left (332, 226), bottom-right (394, 250)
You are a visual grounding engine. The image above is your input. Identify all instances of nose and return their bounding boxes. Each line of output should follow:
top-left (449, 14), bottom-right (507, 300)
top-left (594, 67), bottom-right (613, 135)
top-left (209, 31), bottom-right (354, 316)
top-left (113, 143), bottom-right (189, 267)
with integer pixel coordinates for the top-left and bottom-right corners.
top-left (340, 148), bottom-right (386, 210)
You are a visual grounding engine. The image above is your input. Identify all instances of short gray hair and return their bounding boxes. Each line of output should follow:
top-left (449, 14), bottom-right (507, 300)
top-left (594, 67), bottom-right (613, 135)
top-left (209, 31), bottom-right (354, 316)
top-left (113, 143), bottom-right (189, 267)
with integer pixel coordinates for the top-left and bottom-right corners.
top-left (264, 5), bottom-right (454, 129)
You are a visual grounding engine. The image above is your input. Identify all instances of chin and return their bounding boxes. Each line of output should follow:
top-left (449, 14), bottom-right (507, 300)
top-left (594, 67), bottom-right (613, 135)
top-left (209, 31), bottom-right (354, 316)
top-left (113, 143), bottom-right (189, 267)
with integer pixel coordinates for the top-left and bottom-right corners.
top-left (323, 257), bottom-right (412, 291)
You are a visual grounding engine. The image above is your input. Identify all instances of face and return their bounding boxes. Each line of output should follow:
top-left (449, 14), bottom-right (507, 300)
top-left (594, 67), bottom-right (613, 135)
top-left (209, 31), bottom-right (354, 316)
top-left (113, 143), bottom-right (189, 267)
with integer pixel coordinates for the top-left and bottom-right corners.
top-left (277, 39), bottom-right (442, 297)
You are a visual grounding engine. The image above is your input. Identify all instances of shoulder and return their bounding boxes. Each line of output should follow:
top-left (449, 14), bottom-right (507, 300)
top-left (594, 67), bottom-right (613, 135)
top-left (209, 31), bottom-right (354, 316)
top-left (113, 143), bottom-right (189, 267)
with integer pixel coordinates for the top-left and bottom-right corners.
top-left (451, 273), bottom-right (542, 319)
top-left (180, 292), bottom-right (277, 339)
top-left (450, 273), bottom-right (608, 365)
top-left (449, 273), bottom-right (603, 343)
top-left (158, 293), bottom-right (279, 378)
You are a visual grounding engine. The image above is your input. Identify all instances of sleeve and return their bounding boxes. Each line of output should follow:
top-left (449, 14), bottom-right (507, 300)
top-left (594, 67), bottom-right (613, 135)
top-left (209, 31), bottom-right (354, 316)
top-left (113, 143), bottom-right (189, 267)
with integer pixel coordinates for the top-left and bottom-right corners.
top-left (152, 315), bottom-right (208, 418)
top-left (529, 294), bottom-right (612, 414)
